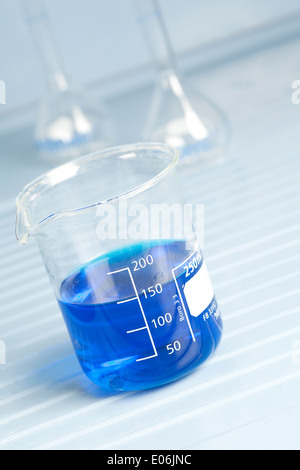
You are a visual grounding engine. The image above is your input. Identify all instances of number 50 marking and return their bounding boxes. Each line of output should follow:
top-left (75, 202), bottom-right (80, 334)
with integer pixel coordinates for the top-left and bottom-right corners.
top-left (166, 341), bottom-right (181, 354)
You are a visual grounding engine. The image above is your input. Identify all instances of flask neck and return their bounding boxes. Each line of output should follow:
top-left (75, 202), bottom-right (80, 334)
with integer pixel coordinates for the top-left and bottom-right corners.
top-left (133, 0), bottom-right (177, 74)
top-left (21, 0), bottom-right (70, 93)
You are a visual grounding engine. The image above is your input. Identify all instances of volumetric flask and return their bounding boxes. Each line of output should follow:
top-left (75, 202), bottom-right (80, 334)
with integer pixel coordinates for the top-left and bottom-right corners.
top-left (133, 0), bottom-right (229, 168)
top-left (16, 143), bottom-right (222, 392)
top-left (21, 0), bottom-right (115, 163)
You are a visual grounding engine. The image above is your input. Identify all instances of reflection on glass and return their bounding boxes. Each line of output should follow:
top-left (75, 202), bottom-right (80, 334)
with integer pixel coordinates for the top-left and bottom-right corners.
top-left (133, 0), bottom-right (230, 168)
top-left (21, 0), bottom-right (115, 164)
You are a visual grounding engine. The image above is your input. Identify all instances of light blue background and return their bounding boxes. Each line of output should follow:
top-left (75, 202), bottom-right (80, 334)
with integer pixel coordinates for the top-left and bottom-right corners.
top-left (0, 1), bottom-right (300, 451)
top-left (1, 0), bottom-right (300, 114)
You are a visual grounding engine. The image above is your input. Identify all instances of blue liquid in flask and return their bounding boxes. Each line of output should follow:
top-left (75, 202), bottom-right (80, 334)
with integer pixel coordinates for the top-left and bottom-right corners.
top-left (58, 240), bottom-right (222, 391)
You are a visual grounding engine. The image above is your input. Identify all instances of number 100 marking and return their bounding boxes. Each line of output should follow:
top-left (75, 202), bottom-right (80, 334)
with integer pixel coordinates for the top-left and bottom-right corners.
top-left (151, 312), bottom-right (172, 329)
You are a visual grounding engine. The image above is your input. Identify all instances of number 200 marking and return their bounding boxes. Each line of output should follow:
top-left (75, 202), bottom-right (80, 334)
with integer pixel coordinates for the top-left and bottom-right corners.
top-left (132, 255), bottom-right (154, 271)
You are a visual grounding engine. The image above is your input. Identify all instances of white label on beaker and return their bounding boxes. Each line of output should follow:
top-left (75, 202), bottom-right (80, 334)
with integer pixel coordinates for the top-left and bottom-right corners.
top-left (184, 262), bottom-right (214, 317)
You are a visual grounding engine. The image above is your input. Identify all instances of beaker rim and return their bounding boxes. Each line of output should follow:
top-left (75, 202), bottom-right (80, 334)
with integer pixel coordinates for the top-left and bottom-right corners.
top-left (15, 142), bottom-right (179, 244)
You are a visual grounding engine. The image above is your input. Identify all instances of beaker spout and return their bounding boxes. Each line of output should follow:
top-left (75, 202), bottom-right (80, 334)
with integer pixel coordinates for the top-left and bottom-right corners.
top-left (15, 205), bottom-right (31, 245)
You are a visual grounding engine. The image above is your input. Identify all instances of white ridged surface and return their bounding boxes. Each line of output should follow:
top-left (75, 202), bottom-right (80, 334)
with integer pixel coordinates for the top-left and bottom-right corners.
top-left (1, 36), bottom-right (300, 450)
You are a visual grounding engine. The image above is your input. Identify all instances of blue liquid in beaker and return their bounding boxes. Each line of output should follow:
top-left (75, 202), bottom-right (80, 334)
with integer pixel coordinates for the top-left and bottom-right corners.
top-left (58, 240), bottom-right (222, 391)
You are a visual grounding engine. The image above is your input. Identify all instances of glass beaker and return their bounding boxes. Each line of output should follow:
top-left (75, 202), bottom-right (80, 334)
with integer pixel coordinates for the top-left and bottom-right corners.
top-left (16, 143), bottom-right (222, 392)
